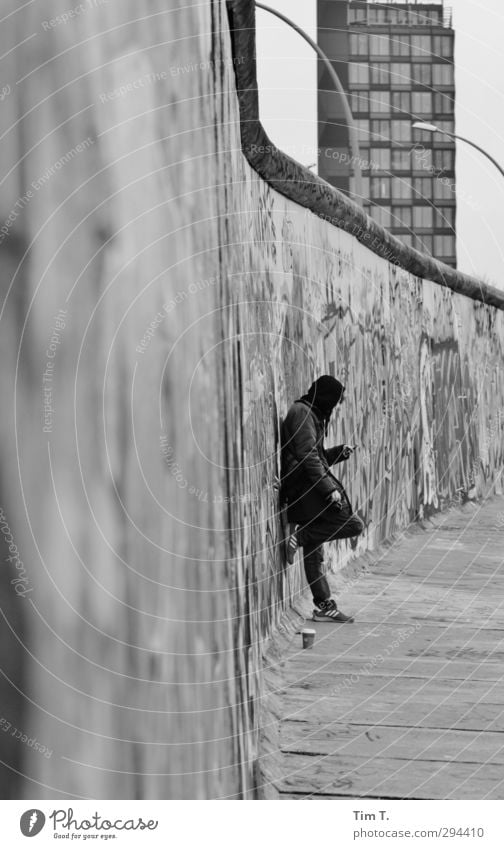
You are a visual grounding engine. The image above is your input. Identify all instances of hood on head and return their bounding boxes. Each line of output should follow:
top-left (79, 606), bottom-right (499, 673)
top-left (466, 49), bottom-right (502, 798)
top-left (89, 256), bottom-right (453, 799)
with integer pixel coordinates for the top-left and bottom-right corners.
top-left (300, 375), bottom-right (345, 417)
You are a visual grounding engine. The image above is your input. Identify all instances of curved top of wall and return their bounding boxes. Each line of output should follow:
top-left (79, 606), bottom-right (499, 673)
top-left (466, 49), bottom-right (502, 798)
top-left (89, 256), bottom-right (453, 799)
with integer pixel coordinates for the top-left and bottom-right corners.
top-left (226, 0), bottom-right (504, 310)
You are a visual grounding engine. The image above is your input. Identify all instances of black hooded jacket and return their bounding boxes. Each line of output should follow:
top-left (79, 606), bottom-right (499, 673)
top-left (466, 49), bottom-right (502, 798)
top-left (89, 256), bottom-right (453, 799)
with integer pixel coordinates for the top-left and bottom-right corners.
top-left (280, 376), bottom-right (351, 523)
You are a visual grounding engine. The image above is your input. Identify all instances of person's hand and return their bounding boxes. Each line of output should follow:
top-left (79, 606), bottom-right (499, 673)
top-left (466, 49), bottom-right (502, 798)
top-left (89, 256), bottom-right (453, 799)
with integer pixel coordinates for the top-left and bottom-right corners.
top-left (328, 490), bottom-right (342, 506)
top-left (341, 444), bottom-right (356, 460)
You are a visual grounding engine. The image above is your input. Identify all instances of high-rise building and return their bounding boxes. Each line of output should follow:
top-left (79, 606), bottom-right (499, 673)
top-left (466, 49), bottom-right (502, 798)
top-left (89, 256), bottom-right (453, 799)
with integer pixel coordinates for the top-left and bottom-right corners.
top-left (317, 0), bottom-right (456, 266)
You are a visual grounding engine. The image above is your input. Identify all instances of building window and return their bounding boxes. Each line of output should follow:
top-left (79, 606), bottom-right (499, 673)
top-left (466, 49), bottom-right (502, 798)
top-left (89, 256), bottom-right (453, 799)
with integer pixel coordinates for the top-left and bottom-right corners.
top-left (434, 92), bottom-right (455, 114)
top-left (434, 149), bottom-right (455, 172)
top-left (391, 149), bottom-right (411, 170)
top-left (391, 120), bottom-right (412, 143)
top-left (413, 206), bottom-right (433, 228)
top-left (434, 234), bottom-right (456, 256)
top-left (371, 176), bottom-right (391, 199)
top-left (397, 8), bottom-right (413, 25)
top-left (369, 34), bottom-right (391, 56)
top-left (391, 35), bottom-right (410, 57)
top-left (435, 120), bottom-right (455, 136)
top-left (392, 177), bottom-right (412, 200)
top-left (361, 154), bottom-right (374, 172)
top-left (433, 35), bottom-right (454, 59)
top-left (385, 8), bottom-right (400, 25)
top-left (413, 177), bottom-right (433, 199)
top-left (370, 63), bottom-right (390, 85)
top-left (323, 147), bottom-right (351, 176)
top-left (399, 233), bottom-right (414, 248)
top-left (349, 62), bottom-right (370, 85)
top-left (411, 64), bottom-right (432, 86)
top-left (355, 118), bottom-right (370, 144)
top-left (412, 92), bottom-right (433, 115)
top-left (370, 148), bottom-right (391, 171)
top-left (410, 9), bottom-right (440, 26)
top-left (413, 126), bottom-right (435, 144)
top-left (433, 177), bottom-right (455, 200)
top-left (349, 33), bottom-right (369, 55)
top-left (350, 91), bottom-right (369, 113)
top-left (368, 7), bottom-right (388, 25)
top-left (392, 206), bottom-right (412, 228)
top-left (350, 175), bottom-right (370, 200)
top-left (390, 63), bottom-right (410, 86)
top-left (349, 8), bottom-right (367, 25)
top-left (411, 35), bottom-right (432, 57)
top-left (416, 234), bottom-right (433, 254)
top-left (370, 205), bottom-right (392, 227)
top-left (409, 10), bottom-right (423, 26)
top-left (370, 90), bottom-right (390, 113)
top-left (371, 119), bottom-right (391, 141)
top-left (432, 64), bottom-right (454, 86)
top-left (392, 91), bottom-right (411, 114)
top-left (434, 207), bottom-right (455, 229)
top-left (412, 148), bottom-right (433, 172)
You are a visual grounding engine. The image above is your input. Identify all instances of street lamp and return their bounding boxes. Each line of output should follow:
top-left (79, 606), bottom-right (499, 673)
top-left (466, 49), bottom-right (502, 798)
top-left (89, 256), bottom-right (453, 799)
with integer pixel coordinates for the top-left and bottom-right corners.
top-left (255, 1), bottom-right (364, 205)
top-left (412, 121), bottom-right (504, 179)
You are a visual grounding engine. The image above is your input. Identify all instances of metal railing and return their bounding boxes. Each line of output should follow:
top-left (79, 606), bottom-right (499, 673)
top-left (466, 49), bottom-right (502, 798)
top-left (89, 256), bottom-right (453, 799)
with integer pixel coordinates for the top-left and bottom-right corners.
top-left (443, 6), bottom-right (453, 28)
top-left (349, 2), bottom-right (454, 30)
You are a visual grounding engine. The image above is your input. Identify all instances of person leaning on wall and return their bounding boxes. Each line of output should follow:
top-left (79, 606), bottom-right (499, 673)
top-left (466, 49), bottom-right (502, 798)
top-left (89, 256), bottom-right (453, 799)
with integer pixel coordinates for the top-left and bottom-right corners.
top-left (280, 375), bottom-right (364, 623)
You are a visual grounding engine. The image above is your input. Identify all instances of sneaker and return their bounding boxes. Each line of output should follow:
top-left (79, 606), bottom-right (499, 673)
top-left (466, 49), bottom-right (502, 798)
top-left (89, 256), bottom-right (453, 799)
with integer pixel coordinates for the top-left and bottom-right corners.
top-left (313, 599), bottom-right (354, 623)
top-left (285, 524), bottom-right (299, 565)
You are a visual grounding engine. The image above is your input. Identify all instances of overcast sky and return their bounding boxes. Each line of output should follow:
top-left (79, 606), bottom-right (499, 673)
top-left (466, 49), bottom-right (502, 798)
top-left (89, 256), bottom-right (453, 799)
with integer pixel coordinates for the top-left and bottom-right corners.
top-left (256, 0), bottom-right (504, 288)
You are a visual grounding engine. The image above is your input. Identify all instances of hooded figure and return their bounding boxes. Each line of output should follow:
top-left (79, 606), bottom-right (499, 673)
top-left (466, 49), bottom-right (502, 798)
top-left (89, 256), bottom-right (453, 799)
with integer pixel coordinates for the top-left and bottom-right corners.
top-left (298, 375), bottom-right (345, 434)
top-left (281, 375), bottom-right (364, 622)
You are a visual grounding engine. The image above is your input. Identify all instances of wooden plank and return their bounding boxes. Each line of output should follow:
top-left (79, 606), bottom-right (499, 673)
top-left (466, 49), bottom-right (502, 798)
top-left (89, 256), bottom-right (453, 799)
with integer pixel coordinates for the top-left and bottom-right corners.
top-left (281, 721), bottom-right (504, 764)
top-left (288, 671), bottom-right (504, 713)
top-left (285, 631), bottom-right (504, 659)
top-left (282, 623), bottom-right (504, 662)
top-left (328, 595), bottom-right (504, 628)
top-left (282, 694), bottom-right (504, 732)
top-left (331, 579), bottom-right (504, 605)
top-left (280, 657), bottom-right (503, 682)
top-left (283, 670), bottom-right (504, 697)
top-left (278, 753), bottom-right (504, 799)
top-left (362, 571), bottom-right (502, 585)
top-left (343, 574), bottom-right (503, 593)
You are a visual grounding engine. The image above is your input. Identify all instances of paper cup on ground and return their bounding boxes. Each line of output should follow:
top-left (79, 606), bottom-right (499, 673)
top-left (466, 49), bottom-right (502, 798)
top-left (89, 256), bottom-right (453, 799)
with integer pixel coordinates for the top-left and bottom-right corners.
top-left (301, 628), bottom-right (316, 649)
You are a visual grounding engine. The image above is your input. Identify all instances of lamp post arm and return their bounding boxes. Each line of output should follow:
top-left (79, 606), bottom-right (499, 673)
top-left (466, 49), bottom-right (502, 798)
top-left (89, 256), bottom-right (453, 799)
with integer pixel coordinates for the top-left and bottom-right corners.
top-left (435, 128), bottom-right (504, 180)
top-left (255, 1), bottom-right (363, 205)
top-left (454, 133), bottom-right (504, 180)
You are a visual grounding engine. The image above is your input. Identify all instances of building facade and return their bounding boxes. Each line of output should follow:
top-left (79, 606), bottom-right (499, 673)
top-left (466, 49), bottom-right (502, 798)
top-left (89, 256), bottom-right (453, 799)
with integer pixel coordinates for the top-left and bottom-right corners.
top-left (318, 0), bottom-right (456, 266)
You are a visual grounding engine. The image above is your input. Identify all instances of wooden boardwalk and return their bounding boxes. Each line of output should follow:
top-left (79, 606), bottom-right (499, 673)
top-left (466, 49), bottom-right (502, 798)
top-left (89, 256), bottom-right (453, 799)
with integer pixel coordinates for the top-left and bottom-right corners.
top-left (275, 498), bottom-right (504, 799)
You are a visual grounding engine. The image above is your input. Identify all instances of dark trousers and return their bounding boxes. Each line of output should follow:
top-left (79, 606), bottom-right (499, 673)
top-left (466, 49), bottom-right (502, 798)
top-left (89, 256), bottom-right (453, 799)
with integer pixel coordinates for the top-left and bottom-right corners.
top-left (297, 505), bottom-right (364, 606)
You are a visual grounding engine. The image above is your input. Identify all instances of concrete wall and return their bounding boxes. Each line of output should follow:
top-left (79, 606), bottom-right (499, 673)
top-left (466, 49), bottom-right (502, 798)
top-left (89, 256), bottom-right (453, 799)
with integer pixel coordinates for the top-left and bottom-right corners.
top-left (0, 0), bottom-right (503, 800)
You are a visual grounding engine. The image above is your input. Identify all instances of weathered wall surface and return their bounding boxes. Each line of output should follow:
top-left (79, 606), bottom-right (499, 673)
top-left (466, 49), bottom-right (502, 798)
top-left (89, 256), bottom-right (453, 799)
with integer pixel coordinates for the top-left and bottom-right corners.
top-left (0, 0), bottom-right (503, 800)
top-left (0, 0), bottom-right (239, 800)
